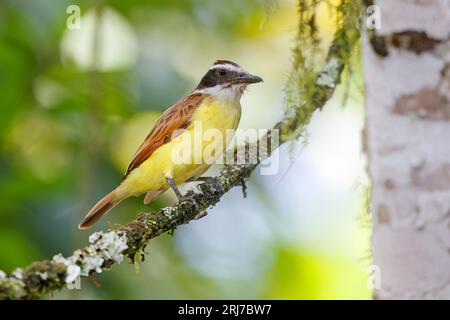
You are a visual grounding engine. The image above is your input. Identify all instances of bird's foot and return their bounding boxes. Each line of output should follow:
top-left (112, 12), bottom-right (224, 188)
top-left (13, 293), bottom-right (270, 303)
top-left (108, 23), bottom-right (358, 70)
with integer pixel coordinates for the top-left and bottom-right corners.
top-left (180, 189), bottom-right (196, 202)
top-left (181, 190), bottom-right (207, 220)
top-left (194, 210), bottom-right (207, 220)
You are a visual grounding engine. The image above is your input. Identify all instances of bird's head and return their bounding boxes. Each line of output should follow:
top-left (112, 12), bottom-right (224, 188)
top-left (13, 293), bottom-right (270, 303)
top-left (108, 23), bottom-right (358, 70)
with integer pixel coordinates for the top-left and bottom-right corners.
top-left (194, 60), bottom-right (263, 99)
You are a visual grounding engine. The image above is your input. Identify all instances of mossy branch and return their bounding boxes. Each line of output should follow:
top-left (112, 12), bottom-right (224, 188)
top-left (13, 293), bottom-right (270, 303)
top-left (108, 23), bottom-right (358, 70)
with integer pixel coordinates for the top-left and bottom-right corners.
top-left (0, 0), bottom-right (361, 300)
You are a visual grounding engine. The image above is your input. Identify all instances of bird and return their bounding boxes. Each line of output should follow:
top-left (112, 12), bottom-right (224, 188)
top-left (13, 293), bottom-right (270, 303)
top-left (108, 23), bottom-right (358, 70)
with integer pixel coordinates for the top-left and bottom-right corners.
top-left (78, 60), bottom-right (263, 229)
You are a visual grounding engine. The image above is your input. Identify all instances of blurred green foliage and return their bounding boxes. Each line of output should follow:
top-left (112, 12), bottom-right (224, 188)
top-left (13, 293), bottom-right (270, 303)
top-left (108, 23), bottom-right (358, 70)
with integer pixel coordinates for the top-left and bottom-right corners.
top-left (0, 0), bottom-right (371, 299)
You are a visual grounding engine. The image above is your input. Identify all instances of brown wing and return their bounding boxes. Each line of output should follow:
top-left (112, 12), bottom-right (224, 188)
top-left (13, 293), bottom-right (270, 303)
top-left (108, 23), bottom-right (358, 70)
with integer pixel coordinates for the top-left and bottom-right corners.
top-left (125, 93), bottom-right (207, 176)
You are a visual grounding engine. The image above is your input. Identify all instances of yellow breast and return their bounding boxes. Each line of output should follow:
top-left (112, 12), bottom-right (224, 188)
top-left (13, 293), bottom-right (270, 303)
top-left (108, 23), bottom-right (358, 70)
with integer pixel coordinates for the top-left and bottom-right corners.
top-left (117, 96), bottom-right (241, 198)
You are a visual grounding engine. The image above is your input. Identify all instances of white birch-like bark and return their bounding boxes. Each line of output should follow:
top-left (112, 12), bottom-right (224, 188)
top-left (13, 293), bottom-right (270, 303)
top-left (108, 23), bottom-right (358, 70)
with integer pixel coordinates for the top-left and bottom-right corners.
top-left (363, 0), bottom-right (450, 299)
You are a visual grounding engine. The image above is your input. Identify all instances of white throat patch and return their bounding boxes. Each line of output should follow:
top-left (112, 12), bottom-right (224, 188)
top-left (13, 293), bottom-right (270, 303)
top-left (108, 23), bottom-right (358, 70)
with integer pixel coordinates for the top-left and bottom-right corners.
top-left (194, 83), bottom-right (246, 101)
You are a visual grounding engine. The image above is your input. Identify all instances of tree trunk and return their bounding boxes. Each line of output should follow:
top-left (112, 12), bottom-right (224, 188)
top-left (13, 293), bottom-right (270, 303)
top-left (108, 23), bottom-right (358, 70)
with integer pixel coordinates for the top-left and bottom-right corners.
top-left (363, 0), bottom-right (450, 299)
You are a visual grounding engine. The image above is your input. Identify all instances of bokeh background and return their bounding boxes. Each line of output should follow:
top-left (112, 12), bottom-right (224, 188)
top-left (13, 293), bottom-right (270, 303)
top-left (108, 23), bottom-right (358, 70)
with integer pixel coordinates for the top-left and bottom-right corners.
top-left (0, 0), bottom-right (371, 299)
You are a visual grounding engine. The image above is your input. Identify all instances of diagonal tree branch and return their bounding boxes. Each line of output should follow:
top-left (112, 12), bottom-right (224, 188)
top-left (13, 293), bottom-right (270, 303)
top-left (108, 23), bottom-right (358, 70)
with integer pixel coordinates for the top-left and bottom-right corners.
top-left (0, 0), bottom-right (361, 300)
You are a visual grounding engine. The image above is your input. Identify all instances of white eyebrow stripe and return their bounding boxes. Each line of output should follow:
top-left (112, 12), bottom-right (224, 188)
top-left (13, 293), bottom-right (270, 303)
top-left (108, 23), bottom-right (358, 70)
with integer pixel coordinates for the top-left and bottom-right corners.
top-left (209, 64), bottom-right (244, 73)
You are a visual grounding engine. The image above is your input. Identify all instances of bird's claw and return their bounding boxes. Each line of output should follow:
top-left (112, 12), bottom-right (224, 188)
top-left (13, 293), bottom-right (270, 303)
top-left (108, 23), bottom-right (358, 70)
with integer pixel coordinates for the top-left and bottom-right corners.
top-left (194, 210), bottom-right (207, 220)
top-left (180, 190), bottom-right (207, 220)
top-left (181, 189), bottom-right (196, 201)
top-left (196, 177), bottom-right (224, 194)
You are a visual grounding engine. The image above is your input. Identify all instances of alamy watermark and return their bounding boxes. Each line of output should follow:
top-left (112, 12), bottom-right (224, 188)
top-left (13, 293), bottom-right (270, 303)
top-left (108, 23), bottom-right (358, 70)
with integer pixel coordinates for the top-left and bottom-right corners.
top-left (66, 5), bottom-right (81, 30)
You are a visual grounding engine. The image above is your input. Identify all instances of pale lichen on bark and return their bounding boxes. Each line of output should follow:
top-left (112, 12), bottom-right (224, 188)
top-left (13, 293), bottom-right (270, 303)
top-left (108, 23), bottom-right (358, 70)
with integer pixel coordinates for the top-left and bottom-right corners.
top-left (0, 0), bottom-right (362, 300)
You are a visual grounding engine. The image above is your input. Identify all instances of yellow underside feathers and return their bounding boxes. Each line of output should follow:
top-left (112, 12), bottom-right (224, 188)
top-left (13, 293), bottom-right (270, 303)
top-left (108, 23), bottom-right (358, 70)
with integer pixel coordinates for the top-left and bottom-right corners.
top-left (115, 97), bottom-right (241, 199)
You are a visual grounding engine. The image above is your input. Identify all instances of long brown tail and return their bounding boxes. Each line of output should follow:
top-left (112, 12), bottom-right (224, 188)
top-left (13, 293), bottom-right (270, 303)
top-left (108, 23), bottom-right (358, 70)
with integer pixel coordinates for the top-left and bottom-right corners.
top-left (78, 190), bottom-right (121, 229)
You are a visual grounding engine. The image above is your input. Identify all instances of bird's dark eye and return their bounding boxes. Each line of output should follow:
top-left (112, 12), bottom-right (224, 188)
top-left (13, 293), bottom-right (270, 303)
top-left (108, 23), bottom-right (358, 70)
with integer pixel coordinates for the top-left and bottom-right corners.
top-left (219, 69), bottom-right (226, 76)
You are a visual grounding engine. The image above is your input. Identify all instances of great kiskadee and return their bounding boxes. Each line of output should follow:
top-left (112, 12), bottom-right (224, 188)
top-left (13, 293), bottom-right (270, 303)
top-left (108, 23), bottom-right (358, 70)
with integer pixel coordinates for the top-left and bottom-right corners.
top-left (78, 60), bottom-right (263, 229)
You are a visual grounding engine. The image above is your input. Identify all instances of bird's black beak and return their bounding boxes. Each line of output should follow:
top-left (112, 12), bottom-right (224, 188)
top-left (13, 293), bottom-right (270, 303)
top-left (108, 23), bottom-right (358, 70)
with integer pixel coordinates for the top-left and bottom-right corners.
top-left (235, 72), bottom-right (263, 84)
